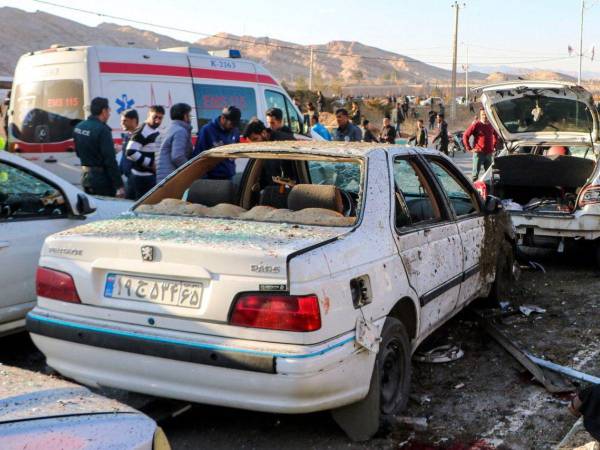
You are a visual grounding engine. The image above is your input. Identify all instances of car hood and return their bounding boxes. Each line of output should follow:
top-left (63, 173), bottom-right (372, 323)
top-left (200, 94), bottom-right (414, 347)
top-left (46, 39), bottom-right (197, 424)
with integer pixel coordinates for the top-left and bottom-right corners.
top-left (475, 81), bottom-right (599, 146)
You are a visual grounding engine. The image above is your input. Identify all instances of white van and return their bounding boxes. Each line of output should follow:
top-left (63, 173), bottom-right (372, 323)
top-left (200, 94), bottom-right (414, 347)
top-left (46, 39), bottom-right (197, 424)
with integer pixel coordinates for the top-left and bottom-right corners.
top-left (7, 45), bottom-right (304, 184)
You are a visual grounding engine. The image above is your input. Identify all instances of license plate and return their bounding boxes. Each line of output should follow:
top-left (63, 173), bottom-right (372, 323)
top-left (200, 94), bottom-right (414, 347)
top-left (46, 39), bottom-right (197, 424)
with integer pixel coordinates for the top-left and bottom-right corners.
top-left (104, 273), bottom-right (202, 309)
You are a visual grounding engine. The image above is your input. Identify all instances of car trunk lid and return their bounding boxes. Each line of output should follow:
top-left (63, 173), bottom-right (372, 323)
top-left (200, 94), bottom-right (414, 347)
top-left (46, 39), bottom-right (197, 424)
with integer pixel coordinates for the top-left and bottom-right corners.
top-left (41, 213), bottom-right (348, 323)
top-left (476, 82), bottom-right (599, 146)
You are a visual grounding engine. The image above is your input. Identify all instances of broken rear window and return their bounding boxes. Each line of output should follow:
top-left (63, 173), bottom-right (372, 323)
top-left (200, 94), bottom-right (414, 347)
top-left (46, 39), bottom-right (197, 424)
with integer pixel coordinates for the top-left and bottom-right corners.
top-left (493, 96), bottom-right (593, 134)
top-left (135, 154), bottom-right (363, 227)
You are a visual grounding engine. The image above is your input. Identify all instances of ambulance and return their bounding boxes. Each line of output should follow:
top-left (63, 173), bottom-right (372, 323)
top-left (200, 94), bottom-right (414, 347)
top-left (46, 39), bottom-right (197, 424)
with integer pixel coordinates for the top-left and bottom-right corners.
top-left (7, 45), bottom-right (305, 184)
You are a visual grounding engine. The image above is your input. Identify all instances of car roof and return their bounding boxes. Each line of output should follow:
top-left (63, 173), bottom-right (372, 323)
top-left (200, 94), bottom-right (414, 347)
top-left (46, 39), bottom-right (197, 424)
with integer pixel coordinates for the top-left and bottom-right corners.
top-left (203, 141), bottom-right (415, 158)
top-left (473, 80), bottom-right (580, 93)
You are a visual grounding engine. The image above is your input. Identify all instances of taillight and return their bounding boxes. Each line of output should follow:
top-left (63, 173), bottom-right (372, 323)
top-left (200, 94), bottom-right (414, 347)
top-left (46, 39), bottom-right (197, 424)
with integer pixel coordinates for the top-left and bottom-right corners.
top-left (230, 293), bottom-right (321, 332)
top-left (473, 180), bottom-right (488, 200)
top-left (579, 185), bottom-right (600, 207)
top-left (36, 267), bottom-right (81, 303)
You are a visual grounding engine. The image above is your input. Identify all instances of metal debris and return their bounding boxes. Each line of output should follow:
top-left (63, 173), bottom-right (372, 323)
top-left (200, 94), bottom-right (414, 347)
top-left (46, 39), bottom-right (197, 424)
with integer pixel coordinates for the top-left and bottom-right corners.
top-left (519, 305), bottom-right (547, 317)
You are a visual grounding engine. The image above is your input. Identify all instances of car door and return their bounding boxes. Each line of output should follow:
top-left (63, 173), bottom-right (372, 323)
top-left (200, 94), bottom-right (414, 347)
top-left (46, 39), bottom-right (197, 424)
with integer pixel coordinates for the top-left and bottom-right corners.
top-left (0, 161), bottom-right (77, 324)
top-left (390, 153), bottom-right (464, 335)
top-left (423, 155), bottom-right (486, 308)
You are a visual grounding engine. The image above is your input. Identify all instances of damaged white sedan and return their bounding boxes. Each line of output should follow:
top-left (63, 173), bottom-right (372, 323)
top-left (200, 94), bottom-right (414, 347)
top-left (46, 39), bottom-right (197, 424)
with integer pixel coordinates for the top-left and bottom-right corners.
top-left (27, 142), bottom-right (513, 440)
top-left (475, 81), bottom-right (600, 262)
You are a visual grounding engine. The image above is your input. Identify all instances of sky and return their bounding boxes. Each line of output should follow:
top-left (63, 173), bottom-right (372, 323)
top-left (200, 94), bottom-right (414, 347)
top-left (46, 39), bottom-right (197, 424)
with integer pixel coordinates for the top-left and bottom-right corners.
top-left (5, 0), bottom-right (600, 76)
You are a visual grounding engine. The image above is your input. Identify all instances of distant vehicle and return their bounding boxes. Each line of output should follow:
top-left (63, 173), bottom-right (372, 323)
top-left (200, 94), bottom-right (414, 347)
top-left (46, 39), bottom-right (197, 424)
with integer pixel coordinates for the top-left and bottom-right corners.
top-left (455, 96), bottom-right (468, 105)
top-left (406, 95), bottom-right (418, 104)
top-left (0, 151), bottom-right (131, 336)
top-left (0, 365), bottom-right (170, 449)
top-left (475, 81), bottom-right (600, 263)
top-left (420, 96), bottom-right (444, 106)
top-left (7, 45), bottom-right (304, 184)
top-left (28, 141), bottom-right (514, 441)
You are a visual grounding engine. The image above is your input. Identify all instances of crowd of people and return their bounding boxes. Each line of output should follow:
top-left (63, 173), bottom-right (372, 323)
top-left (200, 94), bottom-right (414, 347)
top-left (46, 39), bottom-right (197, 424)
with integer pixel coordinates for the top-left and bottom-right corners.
top-left (72, 93), bottom-right (499, 200)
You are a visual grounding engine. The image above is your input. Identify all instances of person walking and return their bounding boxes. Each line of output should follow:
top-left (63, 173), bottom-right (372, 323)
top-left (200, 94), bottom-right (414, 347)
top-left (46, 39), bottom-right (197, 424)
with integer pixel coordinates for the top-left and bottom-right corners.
top-left (117, 108), bottom-right (139, 199)
top-left (428, 109), bottom-right (437, 130)
top-left (350, 101), bottom-right (361, 126)
top-left (408, 119), bottom-right (429, 147)
top-left (379, 116), bottom-right (397, 144)
top-left (125, 105), bottom-right (165, 199)
top-left (361, 119), bottom-right (378, 143)
top-left (156, 103), bottom-right (193, 184)
top-left (333, 108), bottom-right (362, 142)
top-left (463, 108), bottom-right (500, 180)
top-left (73, 97), bottom-right (124, 197)
top-left (310, 114), bottom-right (332, 141)
top-left (391, 102), bottom-right (404, 134)
top-left (316, 90), bottom-right (325, 112)
top-left (192, 105), bottom-right (242, 180)
top-left (432, 113), bottom-right (449, 155)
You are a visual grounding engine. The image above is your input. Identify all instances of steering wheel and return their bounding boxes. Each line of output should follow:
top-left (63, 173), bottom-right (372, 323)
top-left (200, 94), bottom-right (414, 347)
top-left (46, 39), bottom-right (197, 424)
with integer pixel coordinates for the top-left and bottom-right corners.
top-left (339, 189), bottom-right (356, 217)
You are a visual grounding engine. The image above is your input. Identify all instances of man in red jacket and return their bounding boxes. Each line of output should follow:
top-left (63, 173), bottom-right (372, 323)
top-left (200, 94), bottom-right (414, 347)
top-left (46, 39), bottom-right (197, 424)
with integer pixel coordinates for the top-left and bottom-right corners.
top-left (463, 108), bottom-right (500, 180)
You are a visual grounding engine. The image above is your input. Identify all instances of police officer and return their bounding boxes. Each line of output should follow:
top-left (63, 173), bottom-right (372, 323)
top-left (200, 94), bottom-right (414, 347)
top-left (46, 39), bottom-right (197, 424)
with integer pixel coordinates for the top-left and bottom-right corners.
top-left (74, 97), bottom-right (124, 197)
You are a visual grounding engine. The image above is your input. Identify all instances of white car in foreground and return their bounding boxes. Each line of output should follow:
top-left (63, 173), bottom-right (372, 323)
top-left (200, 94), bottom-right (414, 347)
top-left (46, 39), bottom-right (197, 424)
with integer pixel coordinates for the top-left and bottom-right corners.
top-left (28, 142), bottom-right (513, 440)
top-left (0, 152), bottom-right (131, 335)
top-left (475, 81), bottom-right (600, 262)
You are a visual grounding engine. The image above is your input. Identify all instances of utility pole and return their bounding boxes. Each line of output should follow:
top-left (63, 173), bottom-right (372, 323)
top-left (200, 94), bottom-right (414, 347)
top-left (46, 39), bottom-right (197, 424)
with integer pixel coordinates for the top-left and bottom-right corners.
top-left (464, 45), bottom-right (469, 101)
top-left (450, 2), bottom-right (463, 123)
top-left (309, 47), bottom-right (314, 91)
top-left (579, 0), bottom-right (585, 85)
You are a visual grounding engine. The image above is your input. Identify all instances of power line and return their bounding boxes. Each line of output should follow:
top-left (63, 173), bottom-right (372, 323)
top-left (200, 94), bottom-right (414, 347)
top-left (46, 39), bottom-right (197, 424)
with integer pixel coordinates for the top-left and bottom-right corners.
top-left (31, 0), bottom-right (577, 67)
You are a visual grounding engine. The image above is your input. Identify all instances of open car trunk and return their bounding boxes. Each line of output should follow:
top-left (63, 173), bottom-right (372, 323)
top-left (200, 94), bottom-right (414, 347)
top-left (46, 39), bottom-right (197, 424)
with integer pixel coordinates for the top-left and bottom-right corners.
top-left (492, 153), bottom-right (596, 214)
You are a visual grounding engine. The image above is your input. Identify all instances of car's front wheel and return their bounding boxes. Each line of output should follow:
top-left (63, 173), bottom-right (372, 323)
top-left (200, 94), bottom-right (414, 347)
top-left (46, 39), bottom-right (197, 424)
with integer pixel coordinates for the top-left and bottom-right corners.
top-left (331, 317), bottom-right (411, 441)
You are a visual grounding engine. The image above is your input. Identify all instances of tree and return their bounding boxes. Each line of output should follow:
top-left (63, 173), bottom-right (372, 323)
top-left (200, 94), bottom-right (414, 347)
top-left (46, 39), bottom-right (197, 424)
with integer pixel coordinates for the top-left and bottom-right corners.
top-left (331, 77), bottom-right (344, 97)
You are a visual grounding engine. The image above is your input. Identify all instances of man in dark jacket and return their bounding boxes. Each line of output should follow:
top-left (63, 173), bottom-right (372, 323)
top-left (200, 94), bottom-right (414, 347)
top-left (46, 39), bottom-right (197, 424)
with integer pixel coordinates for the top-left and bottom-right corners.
top-left (192, 106), bottom-right (241, 179)
top-left (125, 105), bottom-right (165, 199)
top-left (333, 108), bottom-right (362, 142)
top-left (408, 119), bottom-right (429, 147)
top-left (432, 113), bottom-right (449, 155)
top-left (73, 97), bottom-right (124, 197)
top-left (266, 107), bottom-right (293, 136)
top-left (379, 116), bottom-right (397, 144)
top-left (361, 119), bottom-right (378, 143)
top-left (463, 108), bottom-right (500, 180)
top-left (118, 108), bottom-right (139, 199)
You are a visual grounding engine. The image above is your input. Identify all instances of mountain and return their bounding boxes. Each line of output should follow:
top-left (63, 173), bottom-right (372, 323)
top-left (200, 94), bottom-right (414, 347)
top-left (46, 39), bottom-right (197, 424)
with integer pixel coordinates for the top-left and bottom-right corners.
top-left (195, 33), bottom-right (490, 85)
top-left (0, 7), bottom-right (187, 76)
top-left (0, 6), bottom-right (577, 89)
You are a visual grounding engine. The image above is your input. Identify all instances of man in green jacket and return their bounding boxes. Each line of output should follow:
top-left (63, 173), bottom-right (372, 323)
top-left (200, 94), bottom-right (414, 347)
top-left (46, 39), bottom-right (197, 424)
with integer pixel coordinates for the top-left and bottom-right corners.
top-left (73, 97), bottom-right (124, 197)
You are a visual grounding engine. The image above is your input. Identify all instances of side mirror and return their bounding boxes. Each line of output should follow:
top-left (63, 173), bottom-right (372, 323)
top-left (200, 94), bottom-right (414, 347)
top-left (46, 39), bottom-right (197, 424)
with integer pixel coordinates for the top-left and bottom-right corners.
top-left (76, 193), bottom-right (96, 216)
top-left (485, 195), bottom-right (502, 214)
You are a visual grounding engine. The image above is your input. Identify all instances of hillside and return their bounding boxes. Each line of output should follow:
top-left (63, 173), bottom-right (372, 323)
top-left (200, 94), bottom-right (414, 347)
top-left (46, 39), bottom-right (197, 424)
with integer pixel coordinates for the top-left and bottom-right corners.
top-left (0, 6), bottom-right (576, 90)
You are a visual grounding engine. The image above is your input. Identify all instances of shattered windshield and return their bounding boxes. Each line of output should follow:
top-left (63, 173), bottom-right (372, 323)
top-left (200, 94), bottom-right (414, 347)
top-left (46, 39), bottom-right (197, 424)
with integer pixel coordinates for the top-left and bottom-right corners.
top-left (493, 95), bottom-right (593, 134)
top-left (136, 155), bottom-right (363, 227)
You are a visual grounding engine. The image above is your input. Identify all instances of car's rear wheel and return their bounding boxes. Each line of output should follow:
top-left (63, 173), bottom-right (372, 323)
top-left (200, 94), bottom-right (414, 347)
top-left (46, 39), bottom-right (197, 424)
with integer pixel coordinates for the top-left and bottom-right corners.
top-left (331, 317), bottom-right (411, 441)
top-left (487, 239), bottom-right (515, 305)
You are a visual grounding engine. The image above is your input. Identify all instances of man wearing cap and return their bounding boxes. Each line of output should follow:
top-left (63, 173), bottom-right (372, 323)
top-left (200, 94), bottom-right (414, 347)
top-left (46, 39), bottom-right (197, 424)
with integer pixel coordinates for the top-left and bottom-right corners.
top-left (73, 97), bottom-right (124, 197)
top-left (192, 106), bottom-right (242, 180)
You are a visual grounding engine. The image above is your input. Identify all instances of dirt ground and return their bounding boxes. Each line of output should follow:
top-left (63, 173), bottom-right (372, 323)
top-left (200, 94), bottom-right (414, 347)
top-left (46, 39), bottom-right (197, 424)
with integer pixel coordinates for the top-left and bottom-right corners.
top-left (2, 246), bottom-right (599, 449)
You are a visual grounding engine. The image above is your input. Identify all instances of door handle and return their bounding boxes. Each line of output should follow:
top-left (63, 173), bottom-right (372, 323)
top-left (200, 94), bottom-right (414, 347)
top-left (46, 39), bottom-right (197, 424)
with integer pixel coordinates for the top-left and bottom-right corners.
top-left (0, 241), bottom-right (10, 249)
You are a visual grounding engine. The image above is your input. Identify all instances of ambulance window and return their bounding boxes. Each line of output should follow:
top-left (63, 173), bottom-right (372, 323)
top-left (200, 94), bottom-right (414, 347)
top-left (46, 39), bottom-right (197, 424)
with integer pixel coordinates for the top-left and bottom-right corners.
top-left (265, 90), bottom-right (303, 134)
top-left (193, 84), bottom-right (257, 130)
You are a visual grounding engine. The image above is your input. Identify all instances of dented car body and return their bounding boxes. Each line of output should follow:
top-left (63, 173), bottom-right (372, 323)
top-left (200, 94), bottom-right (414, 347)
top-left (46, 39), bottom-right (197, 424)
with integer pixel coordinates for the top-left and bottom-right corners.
top-left (27, 142), bottom-right (512, 436)
top-left (476, 81), bottom-right (600, 256)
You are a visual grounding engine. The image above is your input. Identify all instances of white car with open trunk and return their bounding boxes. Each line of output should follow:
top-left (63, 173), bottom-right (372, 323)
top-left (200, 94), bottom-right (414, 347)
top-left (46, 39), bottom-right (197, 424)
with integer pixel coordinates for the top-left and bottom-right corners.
top-left (475, 81), bottom-right (600, 262)
top-left (27, 141), bottom-right (513, 440)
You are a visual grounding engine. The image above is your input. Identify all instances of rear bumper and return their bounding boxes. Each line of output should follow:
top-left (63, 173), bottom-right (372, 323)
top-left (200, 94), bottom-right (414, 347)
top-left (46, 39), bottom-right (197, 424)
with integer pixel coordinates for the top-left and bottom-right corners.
top-left (511, 211), bottom-right (600, 240)
top-left (27, 309), bottom-right (375, 414)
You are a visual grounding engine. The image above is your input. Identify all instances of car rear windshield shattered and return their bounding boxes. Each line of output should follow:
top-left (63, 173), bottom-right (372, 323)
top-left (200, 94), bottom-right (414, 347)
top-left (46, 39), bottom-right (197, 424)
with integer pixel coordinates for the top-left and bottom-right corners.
top-left (135, 155), bottom-right (363, 227)
top-left (493, 95), bottom-right (593, 134)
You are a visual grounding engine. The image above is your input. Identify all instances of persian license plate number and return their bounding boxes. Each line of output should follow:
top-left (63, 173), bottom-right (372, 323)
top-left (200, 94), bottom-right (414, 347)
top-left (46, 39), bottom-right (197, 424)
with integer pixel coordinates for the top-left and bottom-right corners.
top-left (104, 273), bottom-right (202, 309)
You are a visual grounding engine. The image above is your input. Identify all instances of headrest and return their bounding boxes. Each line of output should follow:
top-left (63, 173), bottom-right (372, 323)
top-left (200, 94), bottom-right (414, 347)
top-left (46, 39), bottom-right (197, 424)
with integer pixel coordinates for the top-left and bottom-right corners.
top-left (288, 184), bottom-right (343, 213)
top-left (187, 179), bottom-right (235, 206)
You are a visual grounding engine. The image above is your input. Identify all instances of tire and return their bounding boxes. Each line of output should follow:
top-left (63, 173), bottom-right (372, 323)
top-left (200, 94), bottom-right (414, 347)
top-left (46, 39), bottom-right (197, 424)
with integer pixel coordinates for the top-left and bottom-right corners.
top-left (331, 317), bottom-right (411, 441)
top-left (487, 239), bottom-right (515, 305)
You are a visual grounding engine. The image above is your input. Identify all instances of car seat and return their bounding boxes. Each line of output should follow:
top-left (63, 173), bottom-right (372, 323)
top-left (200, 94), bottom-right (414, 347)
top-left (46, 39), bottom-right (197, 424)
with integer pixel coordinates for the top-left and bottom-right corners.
top-left (186, 179), bottom-right (236, 206)
top-left (287, 184), bottom-right (344, 214)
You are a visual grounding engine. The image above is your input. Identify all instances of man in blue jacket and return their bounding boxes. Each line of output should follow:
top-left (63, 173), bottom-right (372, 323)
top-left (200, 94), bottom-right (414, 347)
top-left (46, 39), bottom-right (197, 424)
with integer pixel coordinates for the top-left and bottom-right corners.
top-left (192, 106), bottom-right (241, 180)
